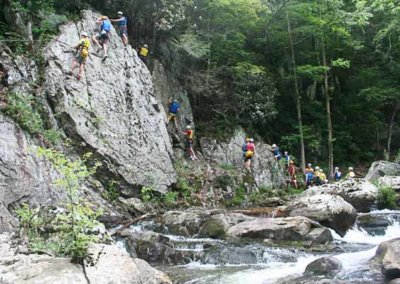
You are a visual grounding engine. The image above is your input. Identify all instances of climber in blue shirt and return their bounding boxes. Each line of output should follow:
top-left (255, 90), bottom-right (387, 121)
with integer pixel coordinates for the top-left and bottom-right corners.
top-left (111, 11), bottom-right (128, 46)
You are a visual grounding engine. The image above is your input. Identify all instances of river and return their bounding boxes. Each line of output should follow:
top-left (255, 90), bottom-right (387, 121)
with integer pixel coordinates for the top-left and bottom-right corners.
top-left (157, 209), bottom-right (400, 283)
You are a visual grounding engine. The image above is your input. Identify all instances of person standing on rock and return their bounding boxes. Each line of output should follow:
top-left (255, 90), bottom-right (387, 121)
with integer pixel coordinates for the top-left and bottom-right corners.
top-left (138, 44), bottom-right (149, 64)
top-left (319, 169), bottom-right (328, 184)
top-left (182, 125), bottom-right (197, 160)
top-left (346, 167), bottom-right (356, 180)
top-left (334, 167), bottom-right (342, 181)
top-left (111, 11), bottom-right (128, 46)
top-left (304, 163), bottom-right (314, 188)
top-left (69, 31), bottom-right (90, 81)
top-left (92, 16), bottom-right (111, 60)
top-left (269, 144), bottom-right (282, 161)
top-left (283, 151), bottom-right (291, 168)
top-left (288, 160), bottom-right (298, 188)
top-left (167, 97), bottom-right (180, 129)
top-left (244, 138), bottom-right (255, 171)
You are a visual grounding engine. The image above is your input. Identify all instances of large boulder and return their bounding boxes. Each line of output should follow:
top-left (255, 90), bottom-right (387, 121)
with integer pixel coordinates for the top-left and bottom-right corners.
top-left (373, 238), bottom-right (400, 280)
top-left (85, 243), bottom-right (171, 283)
top-left (199, 128), bottom-right (286, 189)
top-left (303, 179), bottom-right (378, 212)
top-left (285, 194), bottom-right (357, 237)
top-left (227, 216), bottom-right (332, 249)
top-left (366, 161), bottom-right (400, 181)
top-left (0, 114), bottom-right (64, 233)
top-left (44, 10), bottom-right (176, 193)
top-left (304, 256), bottom-right (342, 277)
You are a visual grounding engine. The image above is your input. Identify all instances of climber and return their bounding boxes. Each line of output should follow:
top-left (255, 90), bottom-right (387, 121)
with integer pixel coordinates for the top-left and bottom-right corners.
top-left (138, 44), bottom-right (149, 64)
top-left (319, 169), bottom-right (328, 184)
top-left (241, 138), bottom-right (250, 159)
top-left (167, 97), bottom-right (180, 128)
top-left (283, 151), bottom-right (291, 168)
top-left (288, 160), bottom-right (298, 188)
top-left (244, 138), bottom-right (255, 171)
top-left (182, 125), bottom-right (197, 160)
top-left (313, 166), bottom-right (321, 185)
top-left (304, 163), bottom-right (314, 188)
top-left (111, 11), bottom-right (128, 46)
top-left (334, 167), bottom-right (342, 181)
top-left (346, 167), bottom-right (356, 180)
top-left (69, 31), bottom-right (90, 81)
top-left (92, 16), bottom-right (111, 60)
top-left (270, 144), bottom-right (282, 161)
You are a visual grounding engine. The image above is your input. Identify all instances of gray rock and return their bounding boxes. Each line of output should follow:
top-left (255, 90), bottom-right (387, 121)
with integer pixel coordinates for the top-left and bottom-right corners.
top-left (85, 243), bottom-right (172, 283)
top-left (304, 256), bottom-right (342, 277)
top-left (366, 161), bottom-right (400, 181)
top-left (303, 179), bottom-right (378, 212)
top-left (44, 10), bottom-right (176, 193)
top-left (285, 194), bottom-right (357, 237)
top-left (199, 129), bottom-right (286, 189)
top-left (227, 216), bottom-right (332, 248)
top-left (373, 237), bottom-right (400, 280)
top-left (378, 176), bottom-right (400, 191)
top-left (0, 114), bottom-right (64, 233)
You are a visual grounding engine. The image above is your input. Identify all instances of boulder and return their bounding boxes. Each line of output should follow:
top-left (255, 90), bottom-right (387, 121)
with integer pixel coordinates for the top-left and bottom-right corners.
top-left (373, 238), bottom-right (400, 280)
top-left (366, 161), bottom-right (400, 181)
top-left (84, 243), bottom-right (171, 283)
top-left (303, 179), bottom-right (378, 212)
top-left (378, 176), bottom-right (400, 191)
top-left (304, 256), bottom-right (342, 277)
top-left (44, 10), bottom-right (176, 193)
top-left (285, 194), bottom-right (357, 237)
top-left (227, 216), bottom-right (332, 248)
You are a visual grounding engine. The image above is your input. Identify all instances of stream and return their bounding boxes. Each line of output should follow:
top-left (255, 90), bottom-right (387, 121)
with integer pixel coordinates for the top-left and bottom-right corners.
top-left (154, 209), bottom-right (400, 283)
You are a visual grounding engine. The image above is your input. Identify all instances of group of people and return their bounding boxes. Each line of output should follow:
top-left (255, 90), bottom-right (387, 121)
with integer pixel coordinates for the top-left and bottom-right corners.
top-left (69, 11), bottom-right (149, 80)
top-left (304, 164), bottom-right (355, 188)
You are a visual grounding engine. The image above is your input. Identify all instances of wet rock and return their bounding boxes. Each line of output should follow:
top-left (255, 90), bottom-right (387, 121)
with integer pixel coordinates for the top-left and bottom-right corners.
top-left (366, 161), bottom-right (400, 181)
top-left (227, 216), bottom-right (332, 248)
top-left (285, 194), bottom-right (357, 237)
top-left (304, 256), bottom-right (342, 277)
top-left (201, 245), bottom-right (258, 265)
top-left (389, 279), bottom-right (400, 284)
top-left (44, 10), bottom-right (176, 193)
top-left (373, 238), bottom-right (400, 280)
top-left (118, 197), bottom-right (148, 214)
top-left (303, 179), bottom-right (378, 212)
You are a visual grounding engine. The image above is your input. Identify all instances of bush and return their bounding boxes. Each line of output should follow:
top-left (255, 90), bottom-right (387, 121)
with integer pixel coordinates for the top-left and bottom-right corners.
top-left (377, 186), bottom-right (397, 209)
top-left (16, 147), bottom-right (104, 262)
top-left (163, 191), bottom-right (179, 207)
top-left (4, 93), bottom-right (44, 135)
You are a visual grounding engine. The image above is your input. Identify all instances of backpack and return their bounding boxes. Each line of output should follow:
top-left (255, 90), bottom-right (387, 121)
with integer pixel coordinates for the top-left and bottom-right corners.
top-left (169, 101), bottom-right (180, 114)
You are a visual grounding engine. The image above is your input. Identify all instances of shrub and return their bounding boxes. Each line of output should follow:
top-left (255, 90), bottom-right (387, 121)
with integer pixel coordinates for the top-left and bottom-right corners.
top-left (16, 147), bottom-right (104, 262)
top-left (163, 191), bottom-right (179, 207)
top-left (4, 93), bottom-right (44, 135)
top-left (377, 186), bottom-right (397, 209)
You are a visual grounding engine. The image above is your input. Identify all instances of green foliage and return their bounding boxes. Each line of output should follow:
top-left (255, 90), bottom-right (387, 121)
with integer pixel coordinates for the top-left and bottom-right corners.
top-left (140, 186), bottom-right (155, 202)
top-left (102, 180), bottom-right (119, 202)
top-left (225, 185), bottom-right (246, 207)
top-left (377, 186), bottom-right (397, 209)
top-left (297, 65), bottom-right (328, 81)
top-left (163, 191), bottom-right (179, 207)
top-left (21, 147), bottom-right (104, 262)
top-left (4, 93), bottom-right (44, 135)
top-left (43, 129), bottom-right (62, 145)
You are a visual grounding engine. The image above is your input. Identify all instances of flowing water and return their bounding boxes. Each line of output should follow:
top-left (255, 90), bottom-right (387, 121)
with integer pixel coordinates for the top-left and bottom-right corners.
top-left (158, 210), bottom-right (400, 284)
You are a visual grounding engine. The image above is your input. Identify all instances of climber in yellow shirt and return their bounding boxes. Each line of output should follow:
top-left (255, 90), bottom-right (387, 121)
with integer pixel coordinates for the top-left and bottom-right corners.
top-left (138, 44), bottom-right (149, 64)
top-left (69, 32), bottom-right (90, 81)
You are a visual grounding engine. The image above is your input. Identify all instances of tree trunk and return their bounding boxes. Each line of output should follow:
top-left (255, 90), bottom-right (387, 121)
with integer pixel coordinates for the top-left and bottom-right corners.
top-left (387, 100), bottom-right (399, 158)
top-left (286, 11), bottom-right (306, 171)
top-left (321, 34), bottom-right (334, 179)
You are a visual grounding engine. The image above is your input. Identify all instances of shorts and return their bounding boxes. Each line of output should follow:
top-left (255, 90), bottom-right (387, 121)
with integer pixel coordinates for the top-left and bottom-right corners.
top-left (119, 27), bottom-right (128, 37)
top-left (168, 113), bottom-right (176, 121)
top-left (75, 53), bottom-right (86, 64)
top-left (186, 139), bottom-right (193, 148)
top-left (96, 31), bottom-right (110, 43)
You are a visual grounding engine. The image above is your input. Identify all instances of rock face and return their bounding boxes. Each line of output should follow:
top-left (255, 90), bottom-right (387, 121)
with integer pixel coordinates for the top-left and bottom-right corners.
top-left (0, 114), bottom-right (64, 233)
top-left (304, 256), bottom-right (342, 277)
top-left (227, 216), bottom-right (332, 248)
top-left (366, 161), bottom-right (400, 181)
top-left (373, 238), bottom-right (400, 280)
top-left (303, 179), bottom-right (378, 212)
top-left (200, 129), bottom-right (286, 188)
top-left (285, 194), bottom-right (357, 237)
top-left (44, 10), bottom-right (175, 193)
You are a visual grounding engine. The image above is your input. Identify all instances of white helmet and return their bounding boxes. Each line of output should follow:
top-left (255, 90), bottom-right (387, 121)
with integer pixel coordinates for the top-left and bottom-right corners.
top-left (80, 31), bottom-right (88, 37)
top-left (272, 144), bottom-right (277, 148)
top-left (186, 125), bottom-right (191, 129)
top-left (118, 11), bottom-right (123, 15)
top-left (335, 167), bottom-right (339, 170)
top-left (315, 166), bottom-right (320, 170)
top-left (307, 163), bottom-right (312, 167)
top-left (349, 167), bottom-right (353, 171)
top-left (319, 169), bottom-right (323, 172)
